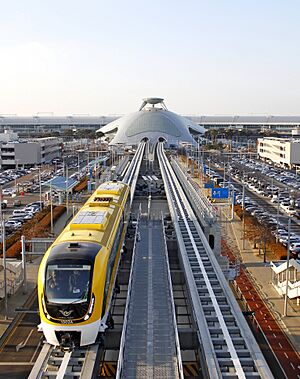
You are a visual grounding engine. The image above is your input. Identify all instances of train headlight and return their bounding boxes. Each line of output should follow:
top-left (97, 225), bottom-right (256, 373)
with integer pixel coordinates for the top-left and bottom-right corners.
top-left (84, 295), bottom-right (95, 321)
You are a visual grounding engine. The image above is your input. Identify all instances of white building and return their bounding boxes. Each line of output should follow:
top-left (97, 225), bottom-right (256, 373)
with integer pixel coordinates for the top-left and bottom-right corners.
top-left (99, 98), bottom-right (205, 148)
top-left (257, 137), bottom-right (300, 168)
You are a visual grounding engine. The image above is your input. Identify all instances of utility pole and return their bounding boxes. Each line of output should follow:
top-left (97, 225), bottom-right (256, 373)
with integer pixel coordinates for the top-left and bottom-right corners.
top-left (231, 185), bottom-right (235, 221)
top-left (50, 180), bottom-right (53, 234)
top-left (2, 219), bottom-right (7, 317)
top-left (39, 167), bottom-right (42, 206)
top-left (284, 217), bottom-right (291, 317)
top-left (276, 197), bottom-right (280, 241)
top-left (242, 180), bottom-right (246, 250)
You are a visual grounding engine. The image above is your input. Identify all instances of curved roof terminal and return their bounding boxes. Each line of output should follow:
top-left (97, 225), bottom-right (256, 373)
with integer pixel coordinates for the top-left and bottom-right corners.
top-left (99, 97), bottom-right (205, 148)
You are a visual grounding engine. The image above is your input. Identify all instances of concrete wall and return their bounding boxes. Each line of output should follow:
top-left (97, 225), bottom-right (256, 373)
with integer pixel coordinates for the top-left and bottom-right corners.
top-left (14, 143), bottom-right (41, 165)
top-left (290, 142), bottom-right (300, 165)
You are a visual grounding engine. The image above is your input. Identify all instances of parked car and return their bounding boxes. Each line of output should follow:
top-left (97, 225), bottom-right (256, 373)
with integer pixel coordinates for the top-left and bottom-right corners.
top-left (13, 199), bottom-right (22, 207)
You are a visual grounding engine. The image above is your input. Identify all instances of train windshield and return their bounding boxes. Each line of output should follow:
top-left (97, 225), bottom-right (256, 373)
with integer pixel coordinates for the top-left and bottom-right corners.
top-left (45, 262), bottom-right (91, 304)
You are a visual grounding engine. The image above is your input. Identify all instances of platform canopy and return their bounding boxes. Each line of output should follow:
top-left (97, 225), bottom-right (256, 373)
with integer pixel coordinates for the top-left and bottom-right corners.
top-left (45, 176), bottom-right (78, 192)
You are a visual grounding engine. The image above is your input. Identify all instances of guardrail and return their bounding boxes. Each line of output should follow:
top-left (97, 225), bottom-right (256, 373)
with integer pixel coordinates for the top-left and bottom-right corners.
top-left (161, 212), bottom-right (184, 379)
top-left (116, 205), bottom-right (141, 379)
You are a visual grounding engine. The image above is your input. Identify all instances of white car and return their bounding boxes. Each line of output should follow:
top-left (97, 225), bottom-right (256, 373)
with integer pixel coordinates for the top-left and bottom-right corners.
top-left (5, 220), bottom-right (22, 229)
top-left (284, 207), bottom-right (297, 216)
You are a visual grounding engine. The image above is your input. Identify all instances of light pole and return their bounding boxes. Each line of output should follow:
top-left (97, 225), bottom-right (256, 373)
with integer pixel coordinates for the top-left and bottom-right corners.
top-left (65, 165), bottom-right (69, 215)
top-left (283, 216), bottom-right (291, 317)
top-left (1, 219), bottom-right (7, 317)
top-left (39, 167), bottom-right (42, 206)
top-left (50, 180), bottom-right (53, 234)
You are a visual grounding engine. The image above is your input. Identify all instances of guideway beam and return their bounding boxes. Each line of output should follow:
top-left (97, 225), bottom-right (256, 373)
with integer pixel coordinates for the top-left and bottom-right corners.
top-left (157, 142), bottom-right (273, 379)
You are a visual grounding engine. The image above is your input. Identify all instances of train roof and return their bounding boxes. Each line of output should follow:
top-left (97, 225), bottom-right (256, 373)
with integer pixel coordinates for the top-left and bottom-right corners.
top-left (54, 181), bottom-right (129, 248)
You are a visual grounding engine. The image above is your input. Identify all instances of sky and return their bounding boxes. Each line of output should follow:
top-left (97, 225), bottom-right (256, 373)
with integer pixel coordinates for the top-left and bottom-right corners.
top-left (0, 0), bottom-right (300, 116)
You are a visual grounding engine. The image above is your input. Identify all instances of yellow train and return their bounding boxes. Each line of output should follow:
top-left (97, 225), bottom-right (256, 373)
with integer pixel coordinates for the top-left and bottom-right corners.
top-left (38, 181), bottom-right (130, 348)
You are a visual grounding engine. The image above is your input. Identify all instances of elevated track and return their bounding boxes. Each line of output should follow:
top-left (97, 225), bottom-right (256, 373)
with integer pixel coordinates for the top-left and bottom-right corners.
top-left (27, 143), bottom-right (146, 379)
top-left (157, 142), bottom-right (273, 379)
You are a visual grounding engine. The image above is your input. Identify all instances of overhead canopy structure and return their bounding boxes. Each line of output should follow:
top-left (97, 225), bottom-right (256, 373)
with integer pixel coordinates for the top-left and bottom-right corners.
top-left (45, 176), bottom-right (78, 192)
top-left (98, 97), bottom-right (205, 148)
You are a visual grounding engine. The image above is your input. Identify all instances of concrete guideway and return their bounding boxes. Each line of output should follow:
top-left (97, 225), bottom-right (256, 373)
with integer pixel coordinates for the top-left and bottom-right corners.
top-left (26, 143), bottom-right (146, 379)
top-left (184, 156), bottom-right (300, 377)
top-left (158, 143), bottom-right (273, 379)
top-left (116, 216), bottom-right (183, 379)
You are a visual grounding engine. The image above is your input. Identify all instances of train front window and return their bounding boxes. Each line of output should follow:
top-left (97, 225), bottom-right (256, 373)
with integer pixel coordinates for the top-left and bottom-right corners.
top-left (45, 263), bottom-right (91, 304)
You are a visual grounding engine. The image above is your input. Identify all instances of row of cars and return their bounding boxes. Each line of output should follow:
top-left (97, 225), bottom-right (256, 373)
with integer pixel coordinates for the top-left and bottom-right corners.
top-left (225, 164), bottom-right (300, 258)
top-left (228, 164), bottom-right (300, 218)
top-left (4, 202), bottom-right (43, 232)
top-left (0, 168), bottom-right (36, 186)
top-left (233, 157), bottom-right (300, 190)
top-left (235, 191), bottom-right (300, 257)
top-left (204, 160), bottom-right (300, 259)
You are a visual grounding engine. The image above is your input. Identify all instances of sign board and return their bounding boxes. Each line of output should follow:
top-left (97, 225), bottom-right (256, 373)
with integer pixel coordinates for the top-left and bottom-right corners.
top-left (212, 187), bottom-right (229, 199)
top-left (204, 182), bottom-right (214, 188)
top-left (203, 164), bottom-right (207, 174)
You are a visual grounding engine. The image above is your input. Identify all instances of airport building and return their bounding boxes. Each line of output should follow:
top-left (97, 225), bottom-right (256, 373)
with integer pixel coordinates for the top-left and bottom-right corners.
top-left (0, 133), bottom-right (62, 169)
top-left (2, 111), bottom-right (300, 136)
top-left (0, 115), bottom-right (116, 136)
top-left (98, 98), bottom-right (205, 148)
top-left (257, 137), bottom-right (300, 168)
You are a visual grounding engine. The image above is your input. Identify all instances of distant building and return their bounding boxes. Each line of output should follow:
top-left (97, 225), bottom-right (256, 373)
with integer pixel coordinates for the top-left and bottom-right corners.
top-left (1, 113), bottom-right (300, 136)
top-left (0, 130), bottom-right (18, 143)
top-left (257, 137), bottom-right (300, 168)
top-left (0, 116), bottom-right (117, 136)
top-left (0, 135), bottom-right (62, 169)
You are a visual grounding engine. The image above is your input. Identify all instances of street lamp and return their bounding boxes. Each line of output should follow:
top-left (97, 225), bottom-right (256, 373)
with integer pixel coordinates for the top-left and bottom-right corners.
top-left (50, 179), bottom-right (53, 234)
top-left (39, 167), bottom-right (42, 206)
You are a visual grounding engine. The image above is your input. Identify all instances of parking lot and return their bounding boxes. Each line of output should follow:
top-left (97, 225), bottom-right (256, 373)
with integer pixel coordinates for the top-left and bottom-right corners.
top-left (0, 153), bottom-right (106, 238)
top-left (203, 155), bottom-right (300, 258)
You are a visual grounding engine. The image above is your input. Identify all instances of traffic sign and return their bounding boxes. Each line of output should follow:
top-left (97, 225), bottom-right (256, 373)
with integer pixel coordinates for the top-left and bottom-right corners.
top-left (211, 187), bottom-right (229, 199)
top-left (204, 182), bottom-right (214, 188)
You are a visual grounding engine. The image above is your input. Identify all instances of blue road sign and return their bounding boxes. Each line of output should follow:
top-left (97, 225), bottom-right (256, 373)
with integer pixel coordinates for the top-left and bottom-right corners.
top-left (203, 164), bottom-right (207, 174)
top-left (204, 182), bottom-right (214, 188)
top-left (212, 187), bottom-right (229, 199)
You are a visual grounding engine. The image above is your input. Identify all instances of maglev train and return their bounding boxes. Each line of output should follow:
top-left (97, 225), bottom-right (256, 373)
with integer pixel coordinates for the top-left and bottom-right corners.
top-left (38, 181), bottom-right (130, 348)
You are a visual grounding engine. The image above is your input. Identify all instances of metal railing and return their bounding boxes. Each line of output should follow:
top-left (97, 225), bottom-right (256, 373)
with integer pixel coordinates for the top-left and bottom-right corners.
top-left (116, 205), bottom-right (141, 379)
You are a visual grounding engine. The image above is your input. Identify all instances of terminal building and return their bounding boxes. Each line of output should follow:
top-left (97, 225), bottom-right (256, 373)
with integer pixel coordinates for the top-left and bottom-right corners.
top-left (1, 111), bottom-right (300, 136)
top-left (0, 131), bottom-right (62, 169)
top-left (257, 136), bottom-right (300, 169)
top-left (98, 98), bottom-right (205, 147)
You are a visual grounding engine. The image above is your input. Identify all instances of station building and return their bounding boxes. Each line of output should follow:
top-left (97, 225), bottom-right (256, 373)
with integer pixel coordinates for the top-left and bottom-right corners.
top-left (98, 98), bottom-right (205, 148)
top-left (257, 136), bottom-right (300, 168)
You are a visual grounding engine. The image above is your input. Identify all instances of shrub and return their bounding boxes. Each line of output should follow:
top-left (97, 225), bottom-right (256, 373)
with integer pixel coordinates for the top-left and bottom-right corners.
top-left (1, 205), bottom-right (66, 258)
top-left (74, 178), bottom-right (87, 192)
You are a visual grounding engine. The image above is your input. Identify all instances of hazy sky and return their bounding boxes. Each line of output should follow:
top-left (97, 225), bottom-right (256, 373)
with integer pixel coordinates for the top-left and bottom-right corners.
top-left (0, 0), bottom-right (300, 116)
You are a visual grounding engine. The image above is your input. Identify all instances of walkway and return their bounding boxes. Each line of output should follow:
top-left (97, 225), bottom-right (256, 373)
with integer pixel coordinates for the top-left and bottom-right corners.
top-left (120, 218), bottom-right (180, 379)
